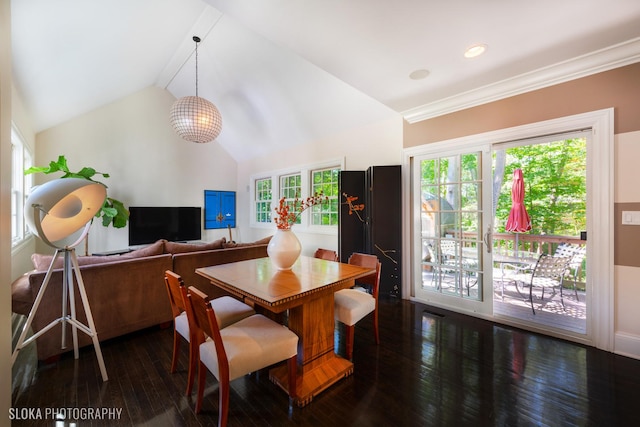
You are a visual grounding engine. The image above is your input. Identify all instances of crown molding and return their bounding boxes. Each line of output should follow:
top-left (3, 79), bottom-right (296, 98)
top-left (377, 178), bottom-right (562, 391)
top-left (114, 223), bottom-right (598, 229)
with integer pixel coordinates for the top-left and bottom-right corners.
top-left (402, 37), bottom-right (640, 124)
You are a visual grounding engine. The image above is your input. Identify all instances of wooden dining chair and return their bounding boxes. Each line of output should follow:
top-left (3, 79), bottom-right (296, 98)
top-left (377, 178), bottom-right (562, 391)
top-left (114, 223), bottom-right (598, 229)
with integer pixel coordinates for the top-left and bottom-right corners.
top-left (163, 271), bottom-right (255, 395)
top-left (333, 253), bottom-right (381, 360)
top-left (314, 248), bottom-right (339, 261)
top-left (185, 286), bottom-right (298, 424)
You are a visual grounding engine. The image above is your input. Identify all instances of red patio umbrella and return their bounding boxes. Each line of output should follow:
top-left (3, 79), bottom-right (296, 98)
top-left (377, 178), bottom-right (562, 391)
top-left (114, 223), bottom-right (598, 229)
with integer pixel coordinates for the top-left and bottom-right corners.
top-left (505, 169), bottom-right (532, 255)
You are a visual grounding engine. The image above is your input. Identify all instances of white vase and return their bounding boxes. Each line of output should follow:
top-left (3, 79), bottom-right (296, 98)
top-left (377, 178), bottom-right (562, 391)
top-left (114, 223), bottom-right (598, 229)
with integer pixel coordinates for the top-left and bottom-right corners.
top-left (267, 229), bottom-right (302, 270)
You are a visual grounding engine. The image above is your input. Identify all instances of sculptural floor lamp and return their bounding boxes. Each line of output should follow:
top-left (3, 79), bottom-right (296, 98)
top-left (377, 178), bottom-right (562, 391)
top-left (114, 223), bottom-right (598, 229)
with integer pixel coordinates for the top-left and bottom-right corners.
top-left (11, 178), bottom-right (109, 381)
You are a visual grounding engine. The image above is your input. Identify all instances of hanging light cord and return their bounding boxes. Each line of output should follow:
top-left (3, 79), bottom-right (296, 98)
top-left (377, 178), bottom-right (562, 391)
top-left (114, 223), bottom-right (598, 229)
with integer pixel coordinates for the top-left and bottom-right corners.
top-left (193, 36), bottom-right (200, 97)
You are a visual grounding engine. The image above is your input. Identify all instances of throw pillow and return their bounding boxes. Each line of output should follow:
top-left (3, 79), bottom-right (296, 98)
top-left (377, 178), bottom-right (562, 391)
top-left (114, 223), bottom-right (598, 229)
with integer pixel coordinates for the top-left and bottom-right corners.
top-left (126, 239), bottom-right (165, 258)
top-left (164, 237), bottom-right (226, 254)
top-left (31, 253), bottom-right (123, 271)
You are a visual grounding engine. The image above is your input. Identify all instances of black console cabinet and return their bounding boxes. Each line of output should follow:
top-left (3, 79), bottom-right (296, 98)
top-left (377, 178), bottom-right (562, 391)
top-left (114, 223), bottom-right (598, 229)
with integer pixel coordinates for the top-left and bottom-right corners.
top-left (339, 165), bottom-right (402, 298)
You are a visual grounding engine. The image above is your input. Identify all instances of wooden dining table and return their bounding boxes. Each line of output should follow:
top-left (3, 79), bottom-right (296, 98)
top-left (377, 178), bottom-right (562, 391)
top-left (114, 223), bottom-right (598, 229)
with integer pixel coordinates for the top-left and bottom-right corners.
top-left (195, 255), bottom-right (375, 407)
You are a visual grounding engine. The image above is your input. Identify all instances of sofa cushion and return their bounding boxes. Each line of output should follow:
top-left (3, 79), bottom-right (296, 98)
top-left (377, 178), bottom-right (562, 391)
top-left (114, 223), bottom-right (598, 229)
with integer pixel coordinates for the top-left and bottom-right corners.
top-left (223, 235), bottom-right (272, 248)
top-left (31, 239), bottom-right (166, 271)
top-left (164, 237), bottom-right (226, 254)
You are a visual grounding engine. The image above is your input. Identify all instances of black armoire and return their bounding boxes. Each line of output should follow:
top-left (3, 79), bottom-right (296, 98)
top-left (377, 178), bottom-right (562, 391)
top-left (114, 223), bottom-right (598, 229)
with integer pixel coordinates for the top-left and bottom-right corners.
top-left (339, 165), bottom-right (401, 298)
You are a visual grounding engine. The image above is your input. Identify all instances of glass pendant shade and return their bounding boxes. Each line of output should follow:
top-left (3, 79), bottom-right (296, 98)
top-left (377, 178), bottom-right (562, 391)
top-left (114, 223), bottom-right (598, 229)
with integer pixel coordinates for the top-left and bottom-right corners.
top-left (170, 95), bottom-right (222, 143)
top-left (170, 35), bottom-right (222, 144)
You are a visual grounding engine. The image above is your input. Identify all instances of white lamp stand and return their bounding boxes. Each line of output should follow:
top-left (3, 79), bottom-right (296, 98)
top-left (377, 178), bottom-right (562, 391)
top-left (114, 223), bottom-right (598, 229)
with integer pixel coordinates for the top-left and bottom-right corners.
top-left (11, 178), bottom-right (109, 381)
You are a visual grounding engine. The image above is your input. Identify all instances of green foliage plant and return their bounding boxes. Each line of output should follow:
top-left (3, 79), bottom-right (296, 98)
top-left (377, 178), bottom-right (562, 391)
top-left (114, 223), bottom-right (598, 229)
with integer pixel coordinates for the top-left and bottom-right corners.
top-left (25, 155), bottom-right (129, 229)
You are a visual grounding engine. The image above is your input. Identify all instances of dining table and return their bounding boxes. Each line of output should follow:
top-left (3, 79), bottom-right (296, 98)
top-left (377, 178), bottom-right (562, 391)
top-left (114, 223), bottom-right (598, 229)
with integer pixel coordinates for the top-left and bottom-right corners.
top-left (195, 255), bottom-right (375, 407)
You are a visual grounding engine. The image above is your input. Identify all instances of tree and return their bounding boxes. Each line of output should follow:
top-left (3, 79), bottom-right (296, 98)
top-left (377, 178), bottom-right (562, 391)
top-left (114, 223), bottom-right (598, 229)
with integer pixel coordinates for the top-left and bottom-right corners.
top-left (495, 138), bottom-right (586, 236)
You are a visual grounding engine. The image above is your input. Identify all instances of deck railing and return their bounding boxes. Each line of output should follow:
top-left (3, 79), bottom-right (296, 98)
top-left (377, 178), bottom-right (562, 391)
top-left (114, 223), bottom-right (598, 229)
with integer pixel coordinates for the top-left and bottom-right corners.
top-left (492, 232), bottom-right (587, 288)
top-left (492, 232), bottom-right (585, 255)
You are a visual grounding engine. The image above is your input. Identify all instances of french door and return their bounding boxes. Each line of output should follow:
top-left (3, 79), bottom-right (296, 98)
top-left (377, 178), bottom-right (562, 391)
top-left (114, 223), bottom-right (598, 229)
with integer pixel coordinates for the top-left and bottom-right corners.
top-left (411, 145), bottom-right (494, 316)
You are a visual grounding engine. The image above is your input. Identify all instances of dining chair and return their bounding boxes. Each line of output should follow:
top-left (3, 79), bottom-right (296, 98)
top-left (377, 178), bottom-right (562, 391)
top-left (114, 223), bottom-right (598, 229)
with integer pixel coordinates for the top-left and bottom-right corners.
top-left (513, 254), bottom-right (572, 315)
top-left (185, 286), bottom-right (298, 424)
top-left (163, 270), bottom-right (255, 395)
top-left (333, 253), bottom-right (381, 360)
top-left (314, 248), bottom-right (339, 261)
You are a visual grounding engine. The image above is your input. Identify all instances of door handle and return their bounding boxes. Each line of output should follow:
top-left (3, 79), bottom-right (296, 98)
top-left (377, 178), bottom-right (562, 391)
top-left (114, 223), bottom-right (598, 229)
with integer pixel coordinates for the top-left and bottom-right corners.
top-left (484, 225), bottom-right (493, 253)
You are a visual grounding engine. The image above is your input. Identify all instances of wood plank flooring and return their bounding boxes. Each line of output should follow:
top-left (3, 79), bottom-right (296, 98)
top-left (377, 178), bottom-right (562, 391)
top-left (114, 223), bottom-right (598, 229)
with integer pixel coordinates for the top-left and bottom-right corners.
top-left (11, 298), bottom-right (640, 426)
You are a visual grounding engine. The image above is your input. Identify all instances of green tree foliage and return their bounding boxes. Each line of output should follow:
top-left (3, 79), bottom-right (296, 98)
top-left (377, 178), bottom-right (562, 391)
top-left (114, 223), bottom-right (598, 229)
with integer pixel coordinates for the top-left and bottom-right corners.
top-left (495, 138), bottom-right (586, 236)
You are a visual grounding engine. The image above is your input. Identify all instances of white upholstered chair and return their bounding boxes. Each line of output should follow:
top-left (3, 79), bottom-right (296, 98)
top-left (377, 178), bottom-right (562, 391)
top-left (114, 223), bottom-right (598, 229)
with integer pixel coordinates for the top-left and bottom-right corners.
top-left (163, 270), bottom-right (255, 395)
top-left (333, 253), bottom-right (381, 360)
top-left (185, 285), bottom-right (298, 424)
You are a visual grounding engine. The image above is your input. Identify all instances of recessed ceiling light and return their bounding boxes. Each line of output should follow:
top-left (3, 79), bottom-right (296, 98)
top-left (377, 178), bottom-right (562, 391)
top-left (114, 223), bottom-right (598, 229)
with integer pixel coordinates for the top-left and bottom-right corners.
top-left (464, 44), bottom-right (487, 59)
top-left (409, 69), bottom-right (430, 80)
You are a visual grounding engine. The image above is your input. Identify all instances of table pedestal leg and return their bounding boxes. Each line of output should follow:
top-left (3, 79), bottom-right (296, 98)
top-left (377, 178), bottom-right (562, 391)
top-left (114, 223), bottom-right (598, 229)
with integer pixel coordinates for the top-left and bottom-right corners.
top-left (269, 293), bottom-right (353, 407)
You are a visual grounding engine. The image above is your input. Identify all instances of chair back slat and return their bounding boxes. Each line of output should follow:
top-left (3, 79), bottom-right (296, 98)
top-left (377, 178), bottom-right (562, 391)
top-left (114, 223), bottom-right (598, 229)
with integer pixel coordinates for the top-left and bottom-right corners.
top-left (533, 254), bottom-right (571, 279)
top-left (165, 270), bottom-right (187, 316)
top-left (348, 253), bottom-right (382, 298)
top-left (186, 286), bottom-right (230, 370)
top-left (314, 248), bottom-right (338, 261)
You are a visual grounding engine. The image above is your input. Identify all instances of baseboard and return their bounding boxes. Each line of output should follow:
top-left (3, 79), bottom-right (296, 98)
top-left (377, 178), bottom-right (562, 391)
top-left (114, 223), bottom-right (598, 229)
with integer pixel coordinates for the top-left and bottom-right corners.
top-left (615, 331), bottom-right (640, 360)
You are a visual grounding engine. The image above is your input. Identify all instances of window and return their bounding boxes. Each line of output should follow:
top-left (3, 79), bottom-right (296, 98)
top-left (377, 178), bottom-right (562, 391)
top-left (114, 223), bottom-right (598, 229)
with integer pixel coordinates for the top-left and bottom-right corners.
top-left (11, 126), bottom-right (33, 246)
top-left (254, 177), bottom-right (273, 224)
top-left (311, 168), bottom-right (339, 226)
top-left (250, 160), bottom-right (343, 231)
top-left (280, 173), bottom-right (302, 225)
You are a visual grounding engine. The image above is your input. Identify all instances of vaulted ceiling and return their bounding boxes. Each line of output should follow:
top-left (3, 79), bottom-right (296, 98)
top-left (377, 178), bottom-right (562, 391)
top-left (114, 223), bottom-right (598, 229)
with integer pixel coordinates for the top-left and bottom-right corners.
top-left (11, 0), bottom-right (640, 161)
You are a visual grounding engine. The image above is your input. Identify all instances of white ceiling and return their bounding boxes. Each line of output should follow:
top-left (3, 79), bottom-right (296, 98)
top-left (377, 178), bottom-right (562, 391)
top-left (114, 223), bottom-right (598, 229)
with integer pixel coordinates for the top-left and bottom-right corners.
top-left (11, 0), bottom-right (640, 161)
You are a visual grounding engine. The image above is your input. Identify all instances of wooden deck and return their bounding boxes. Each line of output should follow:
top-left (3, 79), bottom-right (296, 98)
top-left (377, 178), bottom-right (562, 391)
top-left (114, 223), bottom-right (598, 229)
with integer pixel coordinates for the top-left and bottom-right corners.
top-left (493, 277), bottom-right (586, 334)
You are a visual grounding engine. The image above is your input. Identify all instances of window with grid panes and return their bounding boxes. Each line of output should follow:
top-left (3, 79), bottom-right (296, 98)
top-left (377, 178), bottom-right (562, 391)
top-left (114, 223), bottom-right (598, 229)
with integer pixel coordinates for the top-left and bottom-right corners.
top-left (280, 173), bottom-right (302, 225)
top-left (254, 178), bottom-right (272, 224)
top-left (311, 168), bottom-right (339, 226)
top-left (11, 126), bottom-right (33, 246)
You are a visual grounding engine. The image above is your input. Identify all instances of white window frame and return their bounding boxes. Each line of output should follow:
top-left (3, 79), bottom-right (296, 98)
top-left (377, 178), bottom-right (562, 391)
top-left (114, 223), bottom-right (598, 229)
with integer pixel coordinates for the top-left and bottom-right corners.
top-left (11, 124), bottom-right (33, 249)
top-left (253, 177), bottom-right (273, 225)
top-left (250, 158), bottom-right (344, 234)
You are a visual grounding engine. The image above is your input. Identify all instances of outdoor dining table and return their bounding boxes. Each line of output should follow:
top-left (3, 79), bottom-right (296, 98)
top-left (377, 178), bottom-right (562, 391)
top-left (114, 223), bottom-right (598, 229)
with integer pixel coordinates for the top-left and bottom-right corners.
top-left (195, 255), bottom-right (375, 407)
top-left (493, 249), bottom-right (540, 299)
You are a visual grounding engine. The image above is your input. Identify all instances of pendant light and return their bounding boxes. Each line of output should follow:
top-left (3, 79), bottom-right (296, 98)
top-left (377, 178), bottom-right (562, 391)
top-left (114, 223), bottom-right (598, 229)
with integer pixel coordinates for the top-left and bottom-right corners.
top-left (170, 36), bottom-right (222, 143)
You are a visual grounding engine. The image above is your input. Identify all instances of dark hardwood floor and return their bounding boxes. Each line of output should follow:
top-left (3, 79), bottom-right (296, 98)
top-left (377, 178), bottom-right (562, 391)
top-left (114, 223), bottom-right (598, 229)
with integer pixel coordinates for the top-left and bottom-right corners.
top-left (11, 298), bottom-right (640, 426)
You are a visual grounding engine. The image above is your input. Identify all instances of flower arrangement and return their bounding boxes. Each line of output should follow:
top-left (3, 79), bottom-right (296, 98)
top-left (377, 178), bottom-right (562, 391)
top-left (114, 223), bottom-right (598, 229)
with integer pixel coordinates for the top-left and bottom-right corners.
top-left (342, 193), bottom-right (365, 222)
top-left (274, 192), bottom-right (329, 229)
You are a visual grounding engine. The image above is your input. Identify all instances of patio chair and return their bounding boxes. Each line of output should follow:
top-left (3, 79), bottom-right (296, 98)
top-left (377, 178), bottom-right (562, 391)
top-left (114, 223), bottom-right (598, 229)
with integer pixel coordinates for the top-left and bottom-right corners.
top-left (554, 243), bottom-right (587, 301)
top-left (515, 254), bottom-right (572, 315)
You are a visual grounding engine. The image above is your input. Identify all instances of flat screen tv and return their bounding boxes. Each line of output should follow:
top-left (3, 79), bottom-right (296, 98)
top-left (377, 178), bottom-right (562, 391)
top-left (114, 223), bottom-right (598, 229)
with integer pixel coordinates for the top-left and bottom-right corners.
top-left (128, 207), bottom-right (202, 246)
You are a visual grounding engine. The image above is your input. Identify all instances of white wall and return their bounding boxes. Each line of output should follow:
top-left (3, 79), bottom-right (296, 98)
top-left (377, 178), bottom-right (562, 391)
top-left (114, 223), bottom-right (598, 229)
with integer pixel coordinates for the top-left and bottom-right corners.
top-left (35, 86), bottom-right (239, 254)
top-left (236, 116), bottom-right (403, 255)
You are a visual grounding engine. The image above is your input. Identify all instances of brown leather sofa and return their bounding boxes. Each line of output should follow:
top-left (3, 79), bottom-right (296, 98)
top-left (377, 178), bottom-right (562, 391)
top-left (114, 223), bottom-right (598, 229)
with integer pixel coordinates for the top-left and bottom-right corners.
top-left (11, 237), bottom-right (270, 361)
